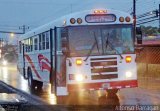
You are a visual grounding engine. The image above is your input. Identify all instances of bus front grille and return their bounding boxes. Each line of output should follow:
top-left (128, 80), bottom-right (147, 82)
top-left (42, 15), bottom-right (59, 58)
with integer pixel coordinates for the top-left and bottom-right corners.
top-left (90, 57), bottom-right (118, 80)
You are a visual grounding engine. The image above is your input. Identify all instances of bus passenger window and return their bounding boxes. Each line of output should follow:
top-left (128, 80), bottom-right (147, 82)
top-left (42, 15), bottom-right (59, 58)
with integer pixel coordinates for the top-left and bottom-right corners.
top-left (19, 41), bottom-right (22, 53)
top-left (25, 39), bottom-right (28, 52)
top-left (27, 39), bottom-right (30, 52)
top-left (30, 38), bottom-right (33, 52)
top-left (42, 33), bottom-right (46, 50)
top-left (25, 44), bottom-right (27, 52)
top-left (39, 34), bottom-right (42, 50)
top-left (46, 32), bottom-right (50, 49)
top-left (34, 38), bottom-right (38, 50)
top-left (28, 38), bottom-right (31, 52)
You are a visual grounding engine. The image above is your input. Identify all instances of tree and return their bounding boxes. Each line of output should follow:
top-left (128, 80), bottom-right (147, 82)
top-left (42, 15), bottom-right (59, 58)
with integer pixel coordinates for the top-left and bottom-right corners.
top-left (140, 25), bottom-right (160, 36)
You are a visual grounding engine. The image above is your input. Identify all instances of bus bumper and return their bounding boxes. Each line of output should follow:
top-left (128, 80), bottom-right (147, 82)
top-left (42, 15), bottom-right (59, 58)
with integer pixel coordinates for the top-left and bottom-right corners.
top-left (67, 80), bottom-right (138, 92)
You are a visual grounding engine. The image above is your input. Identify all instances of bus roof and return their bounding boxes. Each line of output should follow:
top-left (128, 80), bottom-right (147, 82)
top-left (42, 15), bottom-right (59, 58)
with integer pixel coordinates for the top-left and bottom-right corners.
top-left (19, 9), bottom-right (133, 41)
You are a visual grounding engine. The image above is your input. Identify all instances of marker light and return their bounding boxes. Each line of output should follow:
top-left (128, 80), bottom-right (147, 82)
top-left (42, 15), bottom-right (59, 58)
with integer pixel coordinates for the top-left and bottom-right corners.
top-left (63, 20), bottom-right (67, 25)
top-left (76, 59), bottom-right (82, 65)
top-left (10, 33), bottom-right (15, 37)
top-left (125, 16), bottom-right (131, 22)
top-left (126, 71), bottom-right (132, 78)
top-left (94, 10), bottom-right (107, 14)
top-left (75, 74), bottom-right (84, 82)
top-left (70, 18), bottom-right (76, 24)
top-left (119, 17), bottom-right (124, 22)
top-left (125, 56), bottom-right (132, 63)
top-left (77, 18), bottom-right (82, 24)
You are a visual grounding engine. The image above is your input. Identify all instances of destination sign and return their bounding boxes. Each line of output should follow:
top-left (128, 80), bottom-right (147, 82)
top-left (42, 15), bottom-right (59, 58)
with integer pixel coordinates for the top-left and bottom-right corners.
top-left (85, 14), bottom-right (116, 23)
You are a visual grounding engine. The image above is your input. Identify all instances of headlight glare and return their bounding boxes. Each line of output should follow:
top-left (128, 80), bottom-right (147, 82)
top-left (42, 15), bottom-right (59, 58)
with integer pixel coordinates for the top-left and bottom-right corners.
top-left (3, 60), bottom-right (7, 66)
top-left (75, 74), bottom-right (84, 82)
top-left (126, 71), bottom-right (132, 78)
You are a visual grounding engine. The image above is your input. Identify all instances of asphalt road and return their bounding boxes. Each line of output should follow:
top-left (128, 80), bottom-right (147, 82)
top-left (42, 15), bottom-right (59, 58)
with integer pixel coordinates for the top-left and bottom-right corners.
top-left (0, 63), bottom-right (160, 110)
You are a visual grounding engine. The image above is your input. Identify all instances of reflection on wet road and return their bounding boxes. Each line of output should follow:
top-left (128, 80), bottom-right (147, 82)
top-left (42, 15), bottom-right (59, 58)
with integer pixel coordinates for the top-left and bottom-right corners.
top-left (0, 64), bottom-right (121, 105)
top-left (32, 84), bottom-right (120, 106)
top-left (0, 65), bottom-right (30, 93)
top-left (0, 64), bottom-right (160, 106)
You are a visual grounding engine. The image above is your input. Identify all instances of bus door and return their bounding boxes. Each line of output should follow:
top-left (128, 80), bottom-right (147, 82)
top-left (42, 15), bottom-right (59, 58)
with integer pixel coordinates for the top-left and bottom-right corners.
top-left (51, 27), bottom-right (68, 96)
top-left (22, 43), bottom-right (27, 79)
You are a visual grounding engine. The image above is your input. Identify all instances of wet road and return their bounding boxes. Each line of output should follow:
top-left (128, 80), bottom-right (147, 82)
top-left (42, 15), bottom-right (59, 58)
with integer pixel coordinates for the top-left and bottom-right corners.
top-left (0, 63), bottom-right (160, 107)
top-left (0, 64), bottom-right (30, 93)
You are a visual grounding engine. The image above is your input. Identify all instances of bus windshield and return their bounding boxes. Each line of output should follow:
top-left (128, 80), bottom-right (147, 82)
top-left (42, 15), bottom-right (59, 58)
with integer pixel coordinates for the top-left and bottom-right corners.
top-left (68, 25), bottom-right (134, 57)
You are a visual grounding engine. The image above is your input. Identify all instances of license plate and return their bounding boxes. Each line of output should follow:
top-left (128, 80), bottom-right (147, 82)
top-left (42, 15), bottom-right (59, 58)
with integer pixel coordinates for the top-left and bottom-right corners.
top-left (102, 83), bottom-right (110, 88)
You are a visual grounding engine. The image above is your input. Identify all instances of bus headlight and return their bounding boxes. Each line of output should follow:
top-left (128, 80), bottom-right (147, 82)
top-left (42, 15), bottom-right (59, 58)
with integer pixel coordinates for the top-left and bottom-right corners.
top-left (125, 71), bottom-right (132, 78)
top-left (75, 74), bottom-right (84, 82)
top-left (2, 60), bottom-right (7, 66)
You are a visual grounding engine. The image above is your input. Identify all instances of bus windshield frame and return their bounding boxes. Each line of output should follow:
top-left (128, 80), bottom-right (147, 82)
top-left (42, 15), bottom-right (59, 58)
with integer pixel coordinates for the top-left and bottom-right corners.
top-left (67, 24), bottom-right (134, 57)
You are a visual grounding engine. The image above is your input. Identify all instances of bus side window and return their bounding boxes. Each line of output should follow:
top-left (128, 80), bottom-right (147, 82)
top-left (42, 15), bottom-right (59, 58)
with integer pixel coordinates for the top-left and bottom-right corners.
top-left (34, 37), bottom-right (38, 50)
top-left (25, 39), bottom-right (28, 52)
top-left (42, 33), bottom-right (46, 50)
top-left (19, 41), bottom-right (22, 53)
top-left (27, 39), bottom-right (29, 52)
top-left (39, 34), bottom-right (42, 50)
top-left (30, 38), bottom-right (33, 52)
top-left (46, 31), bottom-right (50, 49)
top-left (28, 38), bottom-right (31, 52)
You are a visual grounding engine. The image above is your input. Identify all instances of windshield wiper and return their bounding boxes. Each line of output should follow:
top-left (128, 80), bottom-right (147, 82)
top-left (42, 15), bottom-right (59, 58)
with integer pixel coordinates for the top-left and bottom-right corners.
top-left (105, 33), bottom-right (123, 59)
top-left (106, 33), bottom-right (109, 50)
top-left (84, 32), bottom-right (100, 61)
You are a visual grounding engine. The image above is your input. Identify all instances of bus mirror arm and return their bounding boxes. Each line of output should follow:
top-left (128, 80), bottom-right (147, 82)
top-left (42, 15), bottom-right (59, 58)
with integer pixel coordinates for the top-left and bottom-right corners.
top-left (62, 47), bottom-right (69, 56)
top-left (136, 35), bottom-right (142, 44)
top-left (66, 58), bottom-right (72, 66)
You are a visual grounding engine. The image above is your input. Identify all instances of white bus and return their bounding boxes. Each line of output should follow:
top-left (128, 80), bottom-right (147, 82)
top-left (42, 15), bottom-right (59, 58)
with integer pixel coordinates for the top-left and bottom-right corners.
top-left (17, 9), bottom-right (142, 99)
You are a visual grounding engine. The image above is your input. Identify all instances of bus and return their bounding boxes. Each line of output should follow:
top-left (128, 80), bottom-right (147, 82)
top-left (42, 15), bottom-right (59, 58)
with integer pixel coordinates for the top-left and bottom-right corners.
top-left (17, 9), bottom-right (142, 99)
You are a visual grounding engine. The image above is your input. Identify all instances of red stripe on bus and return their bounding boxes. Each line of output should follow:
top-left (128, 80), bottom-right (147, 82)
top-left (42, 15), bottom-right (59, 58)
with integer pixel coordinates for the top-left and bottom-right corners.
top-left (25, 54), bottom-right (42, 80)
top-left (38, 54), bottom-right (51, 72)
top-left (67, 80), bottom-right (138, 91)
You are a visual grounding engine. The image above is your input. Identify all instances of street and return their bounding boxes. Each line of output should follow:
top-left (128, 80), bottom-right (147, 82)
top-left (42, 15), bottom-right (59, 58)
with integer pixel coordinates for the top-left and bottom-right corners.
top-left (0, 63), bottom-right (160, 108)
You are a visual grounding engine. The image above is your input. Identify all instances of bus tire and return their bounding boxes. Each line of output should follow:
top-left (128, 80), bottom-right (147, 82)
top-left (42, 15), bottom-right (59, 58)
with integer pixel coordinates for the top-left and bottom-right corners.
top-left (27, 68), bottom-right (43, 92)
top-left (36, 81), bottom-right (43, 91)
top-left (23, 67), bottom-right (27, 80)
top-left (27, 68), bottom-right (36, 92)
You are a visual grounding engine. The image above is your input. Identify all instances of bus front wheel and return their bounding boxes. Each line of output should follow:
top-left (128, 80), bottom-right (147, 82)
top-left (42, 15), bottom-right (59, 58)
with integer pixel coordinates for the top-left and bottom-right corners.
top-left (27, 68), bottom-right (43, 92)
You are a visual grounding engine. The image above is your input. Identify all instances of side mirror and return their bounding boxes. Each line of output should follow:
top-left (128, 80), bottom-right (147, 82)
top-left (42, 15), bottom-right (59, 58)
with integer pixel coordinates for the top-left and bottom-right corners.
top-left (61, 37), bottom-right (69, 56)
top-left (62, 47), bottom-right (69, 55)
top-left (136, 27), bottom-right (142, 44)
top-left (61, 28), bottom-right (69, 56)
